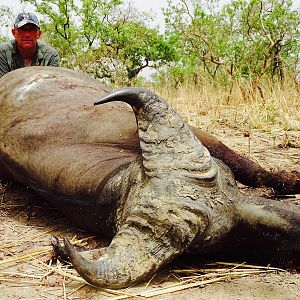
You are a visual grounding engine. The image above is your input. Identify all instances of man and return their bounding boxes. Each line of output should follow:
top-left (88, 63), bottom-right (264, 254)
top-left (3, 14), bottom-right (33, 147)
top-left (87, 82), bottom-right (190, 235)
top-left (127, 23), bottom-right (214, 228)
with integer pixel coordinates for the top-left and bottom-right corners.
top-left (0, 12), bottom-right (60, 78)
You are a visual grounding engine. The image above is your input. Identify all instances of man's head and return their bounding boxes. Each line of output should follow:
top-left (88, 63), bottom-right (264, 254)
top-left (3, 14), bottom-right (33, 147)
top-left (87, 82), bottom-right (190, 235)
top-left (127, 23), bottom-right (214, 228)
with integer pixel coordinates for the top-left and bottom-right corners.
top-left (12, 12), bottom-right (41, 51)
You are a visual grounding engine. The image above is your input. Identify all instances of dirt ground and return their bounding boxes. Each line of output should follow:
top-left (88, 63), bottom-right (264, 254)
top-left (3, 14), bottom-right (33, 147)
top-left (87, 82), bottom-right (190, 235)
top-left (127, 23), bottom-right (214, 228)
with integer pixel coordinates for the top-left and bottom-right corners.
top-left (0, 124), bottom-right (299, 300)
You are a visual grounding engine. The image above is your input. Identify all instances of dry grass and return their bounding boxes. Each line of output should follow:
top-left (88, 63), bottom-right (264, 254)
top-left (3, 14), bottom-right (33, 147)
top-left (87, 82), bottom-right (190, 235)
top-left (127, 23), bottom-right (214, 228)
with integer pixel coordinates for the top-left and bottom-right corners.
top-left (0, 229), bottom-right (285, 300)
top-left (0, 167), bottom-right (293, 299)
top-left (153, 82), bottom-right (300, 134)
top-left (0, 83), bottom-right (299, 298)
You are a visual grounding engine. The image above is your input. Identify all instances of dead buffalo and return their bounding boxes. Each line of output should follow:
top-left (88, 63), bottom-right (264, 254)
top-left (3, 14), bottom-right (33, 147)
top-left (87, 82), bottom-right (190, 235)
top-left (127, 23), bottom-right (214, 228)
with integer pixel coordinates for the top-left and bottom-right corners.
top-left (0, 67), bottom-right (299, 289)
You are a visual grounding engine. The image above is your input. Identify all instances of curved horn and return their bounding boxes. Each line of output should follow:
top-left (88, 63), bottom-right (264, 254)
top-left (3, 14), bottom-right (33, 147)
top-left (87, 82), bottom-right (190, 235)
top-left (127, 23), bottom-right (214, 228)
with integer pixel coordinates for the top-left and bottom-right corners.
top-left (64, 233), bottom-right (158, 289)
top-left (94, 87), bottom-right (149, 111)
top-left (95, 88), bottom-right (217, 182)
top-left (65, 198), bottom-right (209, 288)
top-left (65, 89), bottom-right (215, 288)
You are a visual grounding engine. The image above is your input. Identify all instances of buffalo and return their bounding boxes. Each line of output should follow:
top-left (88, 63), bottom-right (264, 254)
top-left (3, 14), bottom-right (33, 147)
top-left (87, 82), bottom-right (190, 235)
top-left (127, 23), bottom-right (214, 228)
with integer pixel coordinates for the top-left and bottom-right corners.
top-left (0, 67), bottom-right (299, 288)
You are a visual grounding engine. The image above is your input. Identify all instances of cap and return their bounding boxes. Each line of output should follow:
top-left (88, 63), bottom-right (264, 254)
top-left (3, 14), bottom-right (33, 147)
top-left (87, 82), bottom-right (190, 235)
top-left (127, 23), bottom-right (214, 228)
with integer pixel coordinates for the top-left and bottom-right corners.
top-left (14, 12), bottom-right (40, 29)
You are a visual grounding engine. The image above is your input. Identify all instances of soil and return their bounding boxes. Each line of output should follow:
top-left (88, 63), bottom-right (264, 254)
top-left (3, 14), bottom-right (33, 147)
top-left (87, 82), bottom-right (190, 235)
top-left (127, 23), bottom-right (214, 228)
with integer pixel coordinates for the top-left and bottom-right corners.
top-left (0, 124), bottom-right (299, 300)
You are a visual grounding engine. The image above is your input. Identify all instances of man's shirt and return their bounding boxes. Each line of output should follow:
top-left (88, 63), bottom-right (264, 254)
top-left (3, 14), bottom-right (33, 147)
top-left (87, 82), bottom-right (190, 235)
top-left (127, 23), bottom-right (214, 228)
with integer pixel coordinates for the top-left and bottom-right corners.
top-left (0, 39), bottom-right (60, 78)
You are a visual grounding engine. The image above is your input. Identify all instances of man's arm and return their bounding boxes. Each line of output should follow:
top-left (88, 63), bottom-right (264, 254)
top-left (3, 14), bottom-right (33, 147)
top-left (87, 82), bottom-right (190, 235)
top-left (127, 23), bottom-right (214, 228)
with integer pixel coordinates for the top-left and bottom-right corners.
top-left (0, 48), bottom-right (11, 78)
top-left (48, 50), bottom-right (60, 67)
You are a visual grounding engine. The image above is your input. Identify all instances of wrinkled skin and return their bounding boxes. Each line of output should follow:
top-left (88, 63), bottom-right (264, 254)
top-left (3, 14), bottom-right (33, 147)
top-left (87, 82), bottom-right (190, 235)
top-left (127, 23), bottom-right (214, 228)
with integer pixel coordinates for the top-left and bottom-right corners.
top-left (0, 67), bottom-right (299, 289)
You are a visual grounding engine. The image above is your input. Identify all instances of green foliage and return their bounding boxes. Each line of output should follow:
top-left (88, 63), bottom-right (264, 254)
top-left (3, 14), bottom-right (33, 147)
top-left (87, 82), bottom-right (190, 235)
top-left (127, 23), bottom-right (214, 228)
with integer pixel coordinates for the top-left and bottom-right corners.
top-left (163, 0), bottom-right (300, 95)
top-left (21, 0), bottom-right (175, 85)
top-left (0, 5), bottom-right (14, 42)
top-left (1, 0), bottom-right (299, 90)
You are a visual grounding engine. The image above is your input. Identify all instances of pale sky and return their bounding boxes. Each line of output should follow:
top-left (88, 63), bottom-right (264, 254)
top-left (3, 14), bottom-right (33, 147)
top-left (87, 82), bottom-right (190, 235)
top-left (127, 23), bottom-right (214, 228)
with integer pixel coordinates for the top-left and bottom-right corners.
top-left (1, 0), bottom-right (300, 36)
top-left (0, 0), bottom-right (170, 11)
top-left (1, 0), bottom-right (300, 15)
top-left (0, 0), bottom-right (170, 30)
top-left (0, 0), bottom-right (172, 37)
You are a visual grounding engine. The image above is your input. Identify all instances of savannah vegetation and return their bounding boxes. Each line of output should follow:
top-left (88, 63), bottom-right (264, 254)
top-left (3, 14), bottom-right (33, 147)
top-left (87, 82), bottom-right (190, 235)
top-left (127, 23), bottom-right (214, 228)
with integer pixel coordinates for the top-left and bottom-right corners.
top-left (0, 2), bottom-right (299, 298)
top-left (0, 0), bottom-right (299, 140)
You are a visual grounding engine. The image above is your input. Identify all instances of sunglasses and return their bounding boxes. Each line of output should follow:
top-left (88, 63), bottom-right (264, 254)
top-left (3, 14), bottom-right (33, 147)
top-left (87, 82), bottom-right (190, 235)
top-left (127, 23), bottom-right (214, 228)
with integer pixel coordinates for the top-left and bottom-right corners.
top-left (17, 27), bottom-right (39, 33)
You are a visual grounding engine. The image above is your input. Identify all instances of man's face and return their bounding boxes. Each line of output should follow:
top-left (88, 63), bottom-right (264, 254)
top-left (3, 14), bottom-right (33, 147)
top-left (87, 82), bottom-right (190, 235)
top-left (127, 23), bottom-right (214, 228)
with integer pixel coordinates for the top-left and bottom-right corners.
top-left (12, 24), bottom-right (41, 50)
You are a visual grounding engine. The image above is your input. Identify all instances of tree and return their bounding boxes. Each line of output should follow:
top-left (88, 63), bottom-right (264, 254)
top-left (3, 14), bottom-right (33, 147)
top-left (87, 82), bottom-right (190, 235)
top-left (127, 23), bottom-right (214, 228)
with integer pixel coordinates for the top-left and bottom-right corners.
top-left (21, 0), bottom-right (176, 85)
top-left (0, 5), bottom-right (14, 43)
top-left (163, 0), bottom-right (300, 96)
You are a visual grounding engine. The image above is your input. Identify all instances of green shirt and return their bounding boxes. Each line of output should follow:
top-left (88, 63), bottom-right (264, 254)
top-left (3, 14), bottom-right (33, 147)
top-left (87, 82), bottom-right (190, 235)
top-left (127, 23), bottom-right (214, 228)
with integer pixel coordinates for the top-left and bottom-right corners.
top-left (0, 39), bottom-right (60, 78)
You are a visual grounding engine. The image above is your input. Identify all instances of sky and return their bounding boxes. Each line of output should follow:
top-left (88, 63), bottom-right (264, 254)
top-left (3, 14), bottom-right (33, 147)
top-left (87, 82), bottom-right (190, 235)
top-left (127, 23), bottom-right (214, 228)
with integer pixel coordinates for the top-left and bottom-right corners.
top-left (0, 0), bottom-right (170, 36)
top-left (0, 0), bottom-right (171, 13)
top-left (1, 0), bottom-right (300, 36)
top-left (0, 0), bottom-right (170, 12)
